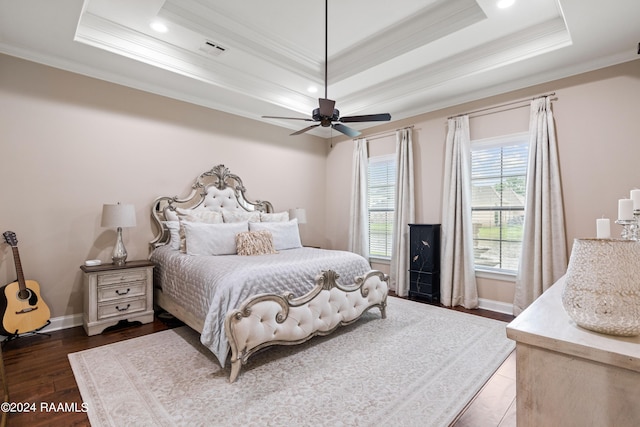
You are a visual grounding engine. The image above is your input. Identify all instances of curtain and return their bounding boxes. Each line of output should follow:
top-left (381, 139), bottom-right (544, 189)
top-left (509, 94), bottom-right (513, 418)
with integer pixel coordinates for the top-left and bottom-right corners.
top-left (441, 115), bottom-right (478, 308)
top-left (390, 128), bottom-right (415, 296)
top-left (513, 96), bottom-right (567, 315)
top-left (348, 138), bottom-right (369, 258)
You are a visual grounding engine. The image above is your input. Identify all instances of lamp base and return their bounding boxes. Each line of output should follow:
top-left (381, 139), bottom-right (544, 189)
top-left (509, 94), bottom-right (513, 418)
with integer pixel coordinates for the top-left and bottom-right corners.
top-left (111, 227), bottom-right (128, 266)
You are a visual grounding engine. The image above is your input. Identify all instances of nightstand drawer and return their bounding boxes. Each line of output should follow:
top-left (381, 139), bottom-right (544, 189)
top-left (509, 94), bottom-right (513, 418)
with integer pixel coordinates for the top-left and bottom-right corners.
top-left (97, 269), bottom-right (147, 286)
top-left (98, 297), bottom-right (146, 320)
top-left (97, 281), bottom-right (146, 303)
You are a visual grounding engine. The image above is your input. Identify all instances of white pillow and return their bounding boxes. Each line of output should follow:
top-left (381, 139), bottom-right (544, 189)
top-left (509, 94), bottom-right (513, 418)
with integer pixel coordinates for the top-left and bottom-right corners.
top-left (249, 219), bottom-right (302, 250)
top-left (163, 221), bottom-right (180, 250)
top-left (223, 210), bottom-right (261, 223)
top-left (182, 221), bottom-right (249, 256)
top-left (260, 211), bottom-right (289, 222)
top-left (176, 208), bottom-right (223, 223)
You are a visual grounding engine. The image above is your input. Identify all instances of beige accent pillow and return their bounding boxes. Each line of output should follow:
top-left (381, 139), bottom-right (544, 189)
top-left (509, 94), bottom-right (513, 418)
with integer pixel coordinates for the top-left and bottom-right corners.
top-left (235, 230), bottom-right (278, 256)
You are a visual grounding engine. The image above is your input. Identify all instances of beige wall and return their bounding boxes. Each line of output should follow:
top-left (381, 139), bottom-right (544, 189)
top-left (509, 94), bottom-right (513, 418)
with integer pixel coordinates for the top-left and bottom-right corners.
top-left (2, 52), bottom-right (640, 321)
top-left (325, 58), bottom-right (640, 306)
top-left (0, 54), bottom-right (326, 319)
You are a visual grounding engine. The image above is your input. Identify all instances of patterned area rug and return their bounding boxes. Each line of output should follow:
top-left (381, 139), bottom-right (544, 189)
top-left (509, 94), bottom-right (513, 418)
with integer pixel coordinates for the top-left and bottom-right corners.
top-left (69, 297), bottom-right (514, 426)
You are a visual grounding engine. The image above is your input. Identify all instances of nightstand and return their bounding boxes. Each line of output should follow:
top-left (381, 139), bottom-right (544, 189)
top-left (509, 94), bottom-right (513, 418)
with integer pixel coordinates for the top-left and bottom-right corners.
top-left (81, 260), bottom-right (154, 336)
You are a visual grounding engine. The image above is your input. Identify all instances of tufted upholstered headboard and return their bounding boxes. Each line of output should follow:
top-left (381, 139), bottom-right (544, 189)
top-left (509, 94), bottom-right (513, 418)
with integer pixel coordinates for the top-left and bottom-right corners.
top-left (150, 164), bottom-right (274, 249)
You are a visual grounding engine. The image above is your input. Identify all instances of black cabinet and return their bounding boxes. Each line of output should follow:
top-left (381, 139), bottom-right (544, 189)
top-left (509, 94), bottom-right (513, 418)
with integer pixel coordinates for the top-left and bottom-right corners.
top-left (408, 224), bottom-right (441, 302)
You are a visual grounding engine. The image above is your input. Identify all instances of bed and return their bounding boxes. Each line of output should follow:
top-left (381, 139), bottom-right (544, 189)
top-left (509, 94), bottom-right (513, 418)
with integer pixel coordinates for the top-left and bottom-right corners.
top-left (149, 164), bottom-right (388, 382)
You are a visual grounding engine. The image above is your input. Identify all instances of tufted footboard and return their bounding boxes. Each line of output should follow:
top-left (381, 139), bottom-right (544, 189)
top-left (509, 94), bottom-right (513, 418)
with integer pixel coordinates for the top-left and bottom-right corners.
top-left (224, 269), bottom-right (388, 382)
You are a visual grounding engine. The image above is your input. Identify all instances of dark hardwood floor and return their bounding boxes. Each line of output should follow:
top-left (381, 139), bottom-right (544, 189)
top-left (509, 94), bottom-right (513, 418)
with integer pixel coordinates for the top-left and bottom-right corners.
top-left (390, 291), bottom-right (515, 322)
top-left (1, 299), bottom-right (513, 426)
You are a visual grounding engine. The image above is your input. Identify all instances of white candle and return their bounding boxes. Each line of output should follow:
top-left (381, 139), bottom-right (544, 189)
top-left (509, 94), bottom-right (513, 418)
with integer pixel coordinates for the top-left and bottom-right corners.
top-left (631, 189), bottom-right (640, 211)
top-left (618, 198), bottom-right (634, 220)
top-left (596, 218), bottom-right (610, 239)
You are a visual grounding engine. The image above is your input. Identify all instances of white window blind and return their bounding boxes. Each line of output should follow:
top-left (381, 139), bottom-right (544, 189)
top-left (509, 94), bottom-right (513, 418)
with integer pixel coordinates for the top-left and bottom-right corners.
top-left (471, 133), bottom-right (528, 272)
top-left (368, 155), bottom-right (396, 259)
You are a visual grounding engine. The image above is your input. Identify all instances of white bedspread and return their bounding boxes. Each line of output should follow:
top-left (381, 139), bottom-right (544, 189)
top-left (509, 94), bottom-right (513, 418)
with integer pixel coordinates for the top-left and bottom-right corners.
top-left (150, 246), bottom-right (371, 366)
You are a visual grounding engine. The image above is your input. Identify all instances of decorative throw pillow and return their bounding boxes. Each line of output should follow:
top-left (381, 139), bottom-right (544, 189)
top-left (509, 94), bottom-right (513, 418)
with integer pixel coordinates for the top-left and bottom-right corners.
top-left (249, 219), bottom-right (302, 251)
top-left (182, 221), bottom-right (249, 256)
top-left (235, 230), bottom-right (278, 256)
top-left (223, 210), bottom-right (261, 223)
top-left (259, 211), bottom-right (289, 222)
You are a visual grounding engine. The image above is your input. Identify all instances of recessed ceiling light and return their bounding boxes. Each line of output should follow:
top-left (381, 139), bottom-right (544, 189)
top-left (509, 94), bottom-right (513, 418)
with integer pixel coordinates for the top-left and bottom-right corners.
top-left (150, 21), bottom-right (168, 33)
top-left (307, 86), bottom-right (318, 94)
top-left (496, 0), bottom-right (515, 9)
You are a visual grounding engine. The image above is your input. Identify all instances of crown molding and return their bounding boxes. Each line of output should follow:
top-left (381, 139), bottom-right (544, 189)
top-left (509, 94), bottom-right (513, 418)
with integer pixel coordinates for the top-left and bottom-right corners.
top-left (76, 12), bottom-right (315, 114)
top-left (160, 0), bottom-right (321, 81)
top-left (337, 17), bottom-right (571, 113)
top-left (328, 0), bottom-right (486, 83)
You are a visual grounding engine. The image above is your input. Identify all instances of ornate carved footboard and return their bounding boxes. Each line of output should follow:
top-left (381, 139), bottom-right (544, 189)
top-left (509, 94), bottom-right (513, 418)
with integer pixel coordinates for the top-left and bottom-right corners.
top-left (224, 269), bottom-right (388, 383)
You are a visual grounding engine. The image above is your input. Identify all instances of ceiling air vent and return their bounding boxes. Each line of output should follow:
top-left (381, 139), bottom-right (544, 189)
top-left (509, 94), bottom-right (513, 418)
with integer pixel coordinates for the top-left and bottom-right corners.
top-left (199, 40), bottom-right (227, 57)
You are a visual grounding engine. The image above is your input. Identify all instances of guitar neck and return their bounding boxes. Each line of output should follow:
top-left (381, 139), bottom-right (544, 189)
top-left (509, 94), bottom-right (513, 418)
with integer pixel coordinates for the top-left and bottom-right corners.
top-left (10, 246), bottom-right (27, 291)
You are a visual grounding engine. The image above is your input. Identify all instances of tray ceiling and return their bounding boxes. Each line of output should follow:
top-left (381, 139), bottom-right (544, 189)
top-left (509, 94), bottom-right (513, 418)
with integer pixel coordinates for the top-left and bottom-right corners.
top-left (1, 0), bottom-right (639, 137)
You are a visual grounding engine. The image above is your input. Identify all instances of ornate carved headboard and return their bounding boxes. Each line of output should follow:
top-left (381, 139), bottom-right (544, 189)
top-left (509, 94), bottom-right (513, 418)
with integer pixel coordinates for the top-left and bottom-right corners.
top-left (150, 164), bottom-right (274, 249)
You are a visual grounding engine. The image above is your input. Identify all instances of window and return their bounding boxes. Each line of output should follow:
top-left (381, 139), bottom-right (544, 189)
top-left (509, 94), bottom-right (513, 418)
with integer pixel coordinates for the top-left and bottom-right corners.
top-left (471, 133), bottom-right (528, 273)
top-left (368, 155), bottom-right (395, 259)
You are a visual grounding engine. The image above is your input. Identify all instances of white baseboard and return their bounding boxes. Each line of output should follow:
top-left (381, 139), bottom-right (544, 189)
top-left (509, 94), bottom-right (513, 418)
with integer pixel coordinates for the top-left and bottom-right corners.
top-left (0, 313), bottom-right (83, 339)
top-left (45, 313), bottom-right (84, 332)
top-left (478, 298), bottom-right (513, 315)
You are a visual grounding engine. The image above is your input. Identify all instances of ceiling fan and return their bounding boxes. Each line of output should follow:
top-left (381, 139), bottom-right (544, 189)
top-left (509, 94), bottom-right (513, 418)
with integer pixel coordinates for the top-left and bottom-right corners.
top-left (262, 0), bottom-right (391, 137)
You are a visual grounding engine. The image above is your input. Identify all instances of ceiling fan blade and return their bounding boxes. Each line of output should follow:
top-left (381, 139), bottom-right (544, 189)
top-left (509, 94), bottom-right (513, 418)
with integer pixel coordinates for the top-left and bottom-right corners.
top-left (318, 98), bottom-right (336, 117)
top-left (332, 123), bottom-right (361, 138)
top-left (339, 113), bottom-right (392, 123)
top-left (262, 115), bottom-right (314, 122)
top-left (291, 124), bottom-right (321, 136)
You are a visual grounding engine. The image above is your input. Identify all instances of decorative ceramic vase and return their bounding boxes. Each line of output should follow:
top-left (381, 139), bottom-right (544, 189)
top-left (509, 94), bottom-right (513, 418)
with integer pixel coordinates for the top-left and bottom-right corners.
top-left (562, 238), bottom-right (640, 336)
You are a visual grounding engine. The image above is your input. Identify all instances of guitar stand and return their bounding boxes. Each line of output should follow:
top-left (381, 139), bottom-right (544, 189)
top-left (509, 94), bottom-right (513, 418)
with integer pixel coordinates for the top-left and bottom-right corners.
top-left (1, 320), bottom-right (51, 346)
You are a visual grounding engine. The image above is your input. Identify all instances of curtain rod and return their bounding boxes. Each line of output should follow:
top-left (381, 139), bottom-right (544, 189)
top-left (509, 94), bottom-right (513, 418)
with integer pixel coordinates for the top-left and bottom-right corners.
top-left (448, 92), bottom-right (556, 120)
top-left (359, 125), bottom-right (415, 141)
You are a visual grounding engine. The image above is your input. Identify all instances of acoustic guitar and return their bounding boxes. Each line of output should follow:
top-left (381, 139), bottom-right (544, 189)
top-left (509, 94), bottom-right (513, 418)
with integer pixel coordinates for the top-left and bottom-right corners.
top-left (0, 231), bottom-right (51, 336)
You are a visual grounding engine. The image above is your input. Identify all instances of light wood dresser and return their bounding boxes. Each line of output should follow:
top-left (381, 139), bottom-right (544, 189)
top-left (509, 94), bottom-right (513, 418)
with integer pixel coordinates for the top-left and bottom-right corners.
top-left (506, 276), bottom-right (640, 426)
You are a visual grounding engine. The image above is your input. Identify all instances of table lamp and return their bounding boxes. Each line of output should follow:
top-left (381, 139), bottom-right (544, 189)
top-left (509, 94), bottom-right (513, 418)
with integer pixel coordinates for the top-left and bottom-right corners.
top-left (288, 208), bottom-right (307, 224)
top-left (101, 203), bottom-right (136, 265)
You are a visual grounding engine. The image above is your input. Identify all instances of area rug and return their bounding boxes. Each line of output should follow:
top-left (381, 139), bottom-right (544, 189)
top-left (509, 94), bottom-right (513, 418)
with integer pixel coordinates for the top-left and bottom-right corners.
top-left (69, 297), bottom-right (514, 427)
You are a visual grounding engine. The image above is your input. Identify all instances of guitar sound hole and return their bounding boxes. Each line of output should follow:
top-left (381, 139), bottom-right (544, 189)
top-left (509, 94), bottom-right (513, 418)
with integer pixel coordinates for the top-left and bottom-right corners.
top-left (17, 288), bottom-right (32, 302)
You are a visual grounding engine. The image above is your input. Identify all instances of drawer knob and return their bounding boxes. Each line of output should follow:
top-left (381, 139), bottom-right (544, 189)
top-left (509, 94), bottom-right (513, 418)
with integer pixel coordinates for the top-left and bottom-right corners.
top-left (115, 304), bottom-right (130, 312)
top-left (115, 288), bottom-right (131, 296)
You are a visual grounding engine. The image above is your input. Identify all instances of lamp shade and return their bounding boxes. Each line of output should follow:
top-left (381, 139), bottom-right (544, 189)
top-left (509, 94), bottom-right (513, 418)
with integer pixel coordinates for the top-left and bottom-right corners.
top-left (562, 238), bottom-right (640, 336)
top-left (101, 203), bottom-right (137, 228)
top-left (288, 208), bottom-right (307, 224)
